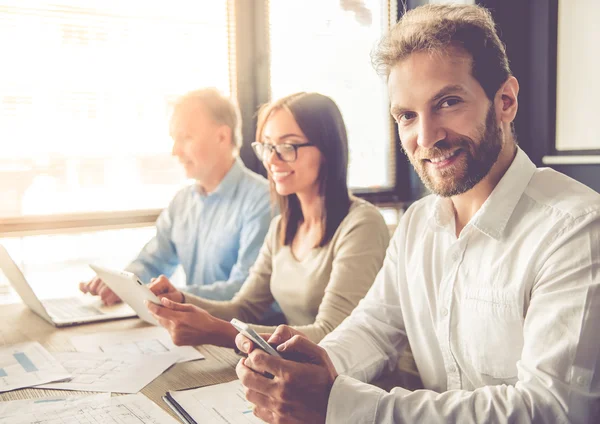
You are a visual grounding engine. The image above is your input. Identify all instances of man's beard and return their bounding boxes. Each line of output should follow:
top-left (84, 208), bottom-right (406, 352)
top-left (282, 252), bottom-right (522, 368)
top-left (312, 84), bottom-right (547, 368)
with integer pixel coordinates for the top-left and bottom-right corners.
top-left (406, 106), bottom-right (503, 198)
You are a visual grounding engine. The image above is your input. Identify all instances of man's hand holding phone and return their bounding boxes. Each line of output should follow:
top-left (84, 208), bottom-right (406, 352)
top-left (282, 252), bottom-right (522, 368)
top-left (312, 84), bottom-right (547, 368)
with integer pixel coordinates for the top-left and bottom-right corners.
top-left (233, 323), bottom-right (337, 424)
top-left (230, 318), bottom-right (282, 358)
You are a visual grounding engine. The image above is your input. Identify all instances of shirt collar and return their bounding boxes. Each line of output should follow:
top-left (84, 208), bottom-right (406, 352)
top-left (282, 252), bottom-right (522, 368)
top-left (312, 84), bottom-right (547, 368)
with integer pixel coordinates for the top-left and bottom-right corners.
top-left (471, 147), bottom-right (536, 239)
top-left (195, 158), bottom-right (245, 198)
top-left (428, 147), bottom-right (537, 240)
top-left (429, 196), bottom-right (455, 233)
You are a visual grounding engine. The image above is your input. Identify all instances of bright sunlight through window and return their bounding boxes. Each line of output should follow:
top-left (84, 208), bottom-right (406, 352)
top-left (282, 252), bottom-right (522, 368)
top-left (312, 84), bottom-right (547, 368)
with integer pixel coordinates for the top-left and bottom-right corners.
top-left (269, 0), bottom-right (395, 190)
top-left (0, 0), bottom-right (231, 218)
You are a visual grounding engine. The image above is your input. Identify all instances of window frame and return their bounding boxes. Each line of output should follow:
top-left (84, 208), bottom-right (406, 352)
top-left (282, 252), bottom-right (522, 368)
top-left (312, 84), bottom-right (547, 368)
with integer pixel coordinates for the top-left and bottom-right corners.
top-left (0, 209), bottom-right (161, 237)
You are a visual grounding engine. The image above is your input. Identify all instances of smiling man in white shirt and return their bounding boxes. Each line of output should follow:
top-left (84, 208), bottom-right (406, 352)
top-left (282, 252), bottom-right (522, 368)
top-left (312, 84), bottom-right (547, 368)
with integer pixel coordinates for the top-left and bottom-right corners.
top-left (234, 4), bottom-right (600, 423)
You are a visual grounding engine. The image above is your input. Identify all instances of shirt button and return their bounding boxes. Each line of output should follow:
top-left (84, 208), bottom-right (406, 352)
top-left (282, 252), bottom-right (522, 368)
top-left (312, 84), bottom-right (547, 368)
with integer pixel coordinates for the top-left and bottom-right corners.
top-left (452, 252), bottom-right (460, 261)
top-left (441, 307), bottom-right (449, 317)
top-left (448, 365), bottom-right (456, 373)
top-left (576, 376), bottom-right (585, 385)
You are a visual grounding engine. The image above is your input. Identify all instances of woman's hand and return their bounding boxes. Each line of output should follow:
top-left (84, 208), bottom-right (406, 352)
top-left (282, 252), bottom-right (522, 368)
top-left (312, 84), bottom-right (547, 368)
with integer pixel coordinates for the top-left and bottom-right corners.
top-left (148, 275), bottom-right (184, 303)
top-left (146, 297), bottom-right (236, 347)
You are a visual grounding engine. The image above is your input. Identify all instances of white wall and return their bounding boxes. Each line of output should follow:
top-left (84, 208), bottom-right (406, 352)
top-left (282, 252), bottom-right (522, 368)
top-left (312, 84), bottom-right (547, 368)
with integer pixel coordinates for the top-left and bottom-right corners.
top-left (556, 1), bottom-right (600, 151)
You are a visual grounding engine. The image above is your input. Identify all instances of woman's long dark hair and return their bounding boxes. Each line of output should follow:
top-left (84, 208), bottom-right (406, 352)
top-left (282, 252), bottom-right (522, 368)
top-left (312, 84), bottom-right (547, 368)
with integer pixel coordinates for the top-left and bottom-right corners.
top-left (256, 92), bottom-right (351, 247)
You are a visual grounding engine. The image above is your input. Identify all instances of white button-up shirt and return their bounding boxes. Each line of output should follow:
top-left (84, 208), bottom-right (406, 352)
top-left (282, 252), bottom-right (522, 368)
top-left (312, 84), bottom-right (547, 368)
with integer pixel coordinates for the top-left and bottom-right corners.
top-left (321, 148), bottom-right (600, 423)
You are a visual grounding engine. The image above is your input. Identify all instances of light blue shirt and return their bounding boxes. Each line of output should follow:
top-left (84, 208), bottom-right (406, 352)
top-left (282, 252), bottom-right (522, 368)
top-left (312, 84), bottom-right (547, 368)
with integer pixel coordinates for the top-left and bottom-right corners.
top-left (126, 159), bottom-right (272, 301)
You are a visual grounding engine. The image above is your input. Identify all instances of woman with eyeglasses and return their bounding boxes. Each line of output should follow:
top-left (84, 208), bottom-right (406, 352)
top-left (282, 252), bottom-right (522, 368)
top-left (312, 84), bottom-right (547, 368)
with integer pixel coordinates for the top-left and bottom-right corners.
top-left (145, 92), bottom-right (390, 348)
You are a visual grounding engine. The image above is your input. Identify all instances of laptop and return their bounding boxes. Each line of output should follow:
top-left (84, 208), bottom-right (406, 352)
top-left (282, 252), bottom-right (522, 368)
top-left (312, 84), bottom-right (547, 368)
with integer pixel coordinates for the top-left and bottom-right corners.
top-left (0, 244), bottom-right (136, 327)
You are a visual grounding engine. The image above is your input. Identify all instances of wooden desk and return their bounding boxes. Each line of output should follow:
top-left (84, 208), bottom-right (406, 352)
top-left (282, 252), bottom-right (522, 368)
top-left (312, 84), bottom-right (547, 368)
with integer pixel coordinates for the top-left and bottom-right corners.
top-left (0, 303), bottom-right (241, 418)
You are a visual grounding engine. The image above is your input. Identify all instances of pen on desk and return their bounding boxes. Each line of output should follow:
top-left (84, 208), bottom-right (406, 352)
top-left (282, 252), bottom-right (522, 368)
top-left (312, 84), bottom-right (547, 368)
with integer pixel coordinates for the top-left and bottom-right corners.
top-left (162, 394), bottom-right (195, 424)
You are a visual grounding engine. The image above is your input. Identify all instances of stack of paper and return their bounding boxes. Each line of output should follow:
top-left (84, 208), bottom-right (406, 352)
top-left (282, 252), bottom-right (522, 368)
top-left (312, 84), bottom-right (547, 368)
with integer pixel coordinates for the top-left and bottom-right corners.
top-left (0, 342), bottom-right (70, 392)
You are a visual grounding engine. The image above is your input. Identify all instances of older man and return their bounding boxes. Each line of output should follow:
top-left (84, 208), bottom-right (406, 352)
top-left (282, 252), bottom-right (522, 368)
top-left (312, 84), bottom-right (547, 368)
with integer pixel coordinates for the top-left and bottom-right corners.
top-left (81, 88), bottom-right (272, 304)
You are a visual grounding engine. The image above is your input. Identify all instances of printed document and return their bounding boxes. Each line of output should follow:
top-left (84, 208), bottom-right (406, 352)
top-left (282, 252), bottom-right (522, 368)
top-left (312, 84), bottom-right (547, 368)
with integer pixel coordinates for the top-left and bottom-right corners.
top-left (0, 395), bottom-right (85, 416)
top-left (0, 393), bottom-right (179, 424)
top-left (36, 350), bottom-right (179, 393)
top-left (71, 326), bottom-right (204, 363)
top-left (0, 342), bottom-right (70, 392)
top-left (167, 380), bottom-right (263, 423)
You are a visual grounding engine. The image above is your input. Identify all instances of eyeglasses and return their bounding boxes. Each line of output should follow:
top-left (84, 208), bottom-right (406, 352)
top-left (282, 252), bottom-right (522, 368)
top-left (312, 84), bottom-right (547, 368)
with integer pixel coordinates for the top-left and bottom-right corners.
top-left (251, 142), bottom-right (316, 163)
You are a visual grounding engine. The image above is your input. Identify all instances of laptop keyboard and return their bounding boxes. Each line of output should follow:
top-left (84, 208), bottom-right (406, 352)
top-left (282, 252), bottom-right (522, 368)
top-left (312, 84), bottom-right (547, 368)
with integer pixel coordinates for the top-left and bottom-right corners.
top-left (44, 298), bottom-right (104, 320)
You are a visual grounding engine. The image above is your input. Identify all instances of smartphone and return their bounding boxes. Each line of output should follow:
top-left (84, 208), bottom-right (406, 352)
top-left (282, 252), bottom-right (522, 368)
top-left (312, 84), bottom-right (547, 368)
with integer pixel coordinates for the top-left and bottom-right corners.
top-left (230, 318), bottom-right (281, 357)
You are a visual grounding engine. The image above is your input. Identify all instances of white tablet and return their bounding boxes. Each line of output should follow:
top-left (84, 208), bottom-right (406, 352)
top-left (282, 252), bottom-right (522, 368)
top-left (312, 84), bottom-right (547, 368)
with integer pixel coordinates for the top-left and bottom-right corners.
top-left (89, 264), bottom-right (161, 325)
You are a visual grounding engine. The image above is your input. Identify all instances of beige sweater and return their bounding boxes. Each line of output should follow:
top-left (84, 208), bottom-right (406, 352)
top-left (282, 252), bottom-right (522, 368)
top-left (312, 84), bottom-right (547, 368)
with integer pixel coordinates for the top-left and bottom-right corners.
top-left (184, 198), bottom-right (390, 342)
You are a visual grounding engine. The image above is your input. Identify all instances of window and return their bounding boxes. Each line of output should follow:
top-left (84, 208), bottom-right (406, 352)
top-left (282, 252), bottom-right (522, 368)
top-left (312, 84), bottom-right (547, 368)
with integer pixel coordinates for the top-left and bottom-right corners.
top-left (0, 1), bottom-right (410, 302)
top-left (268, 0), bottom-right (396, 191)
top-left (0, 0), bottom-right (233, 220)
top-left (0, 1), bottom-right (233, 299)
